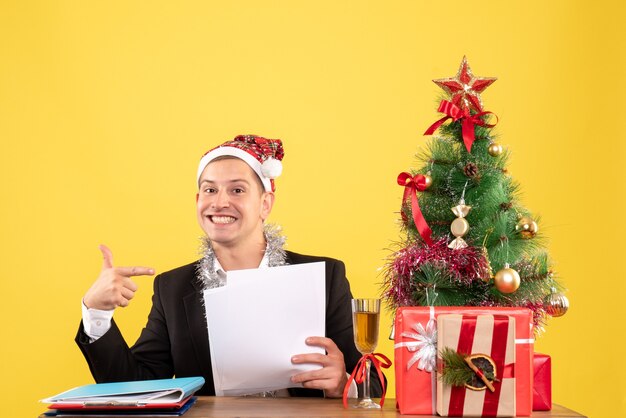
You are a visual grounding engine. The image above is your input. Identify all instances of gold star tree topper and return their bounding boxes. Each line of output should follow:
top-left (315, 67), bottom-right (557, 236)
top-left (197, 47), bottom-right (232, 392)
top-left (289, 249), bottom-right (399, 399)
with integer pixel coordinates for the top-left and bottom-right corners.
top-left (433, 56), bottom-right (497, 112)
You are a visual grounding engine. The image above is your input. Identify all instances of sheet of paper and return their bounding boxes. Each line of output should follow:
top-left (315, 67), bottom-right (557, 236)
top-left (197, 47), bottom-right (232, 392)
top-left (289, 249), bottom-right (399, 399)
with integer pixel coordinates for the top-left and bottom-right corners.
top-left (203, 262), bottom-right (326, 396)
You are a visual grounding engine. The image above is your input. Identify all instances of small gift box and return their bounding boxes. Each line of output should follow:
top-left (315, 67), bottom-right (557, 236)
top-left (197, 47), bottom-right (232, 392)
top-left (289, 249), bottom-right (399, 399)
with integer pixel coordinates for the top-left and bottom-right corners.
top-left (394, 307), bottom-right (533, 416)
top-left (532, 353), bottom-right (552, 411)
top-left (436, 314), bottom-right (516, 417)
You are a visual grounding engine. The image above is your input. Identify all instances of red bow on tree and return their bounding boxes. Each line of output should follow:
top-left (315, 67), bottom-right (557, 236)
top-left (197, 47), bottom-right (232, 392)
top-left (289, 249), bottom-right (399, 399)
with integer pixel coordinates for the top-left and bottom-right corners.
top-left (424, 100), bottom-right (498, 153)
top-left (397, 172), bottom-right (433, 245)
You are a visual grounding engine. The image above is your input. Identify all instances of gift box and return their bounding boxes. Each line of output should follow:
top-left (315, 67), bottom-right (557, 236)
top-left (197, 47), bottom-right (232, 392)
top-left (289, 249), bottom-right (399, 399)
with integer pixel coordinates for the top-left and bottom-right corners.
top-left (532, 353), bottom-right (552, 411)
top-left (394, 307), bottom-right (534, 416)
top-left (436, 314), bottom-right (516, 417)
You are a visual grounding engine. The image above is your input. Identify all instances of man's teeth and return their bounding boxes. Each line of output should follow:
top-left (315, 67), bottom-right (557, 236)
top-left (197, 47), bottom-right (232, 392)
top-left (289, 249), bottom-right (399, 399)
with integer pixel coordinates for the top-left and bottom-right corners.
top-left (211, 216), bottom-right (236, 224)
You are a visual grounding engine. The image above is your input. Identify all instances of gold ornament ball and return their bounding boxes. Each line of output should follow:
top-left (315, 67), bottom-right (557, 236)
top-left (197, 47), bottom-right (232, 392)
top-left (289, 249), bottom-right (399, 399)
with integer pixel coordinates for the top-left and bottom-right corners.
top-left (450, 217), bottom-right (470, 238)
top-left (488, 143), bottom-right (503, 157)
top-left (494, 266), bottom-right (520, 293)
top-left (423, 174), bottom-right (433, 190)
top-left (545, 291), bottom-right (569, 317)
top-left (516, 216), bottom-right (538, 239)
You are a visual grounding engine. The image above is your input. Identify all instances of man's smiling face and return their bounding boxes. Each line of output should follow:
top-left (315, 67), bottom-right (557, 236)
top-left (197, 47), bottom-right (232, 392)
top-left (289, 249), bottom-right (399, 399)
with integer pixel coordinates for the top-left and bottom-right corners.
top-left (196, 157), bottom-right (274, 249)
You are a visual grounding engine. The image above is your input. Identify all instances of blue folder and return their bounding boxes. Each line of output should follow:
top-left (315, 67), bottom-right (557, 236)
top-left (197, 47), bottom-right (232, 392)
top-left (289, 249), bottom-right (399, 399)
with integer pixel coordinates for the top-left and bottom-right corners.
top-left (41, 377), bottom-right (205, 406)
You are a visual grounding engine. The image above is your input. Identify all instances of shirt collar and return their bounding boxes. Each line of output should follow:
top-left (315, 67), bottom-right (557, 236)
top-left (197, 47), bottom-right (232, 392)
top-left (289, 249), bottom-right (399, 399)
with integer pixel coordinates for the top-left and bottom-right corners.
top-left (213, 251), bottom-right (270, 276)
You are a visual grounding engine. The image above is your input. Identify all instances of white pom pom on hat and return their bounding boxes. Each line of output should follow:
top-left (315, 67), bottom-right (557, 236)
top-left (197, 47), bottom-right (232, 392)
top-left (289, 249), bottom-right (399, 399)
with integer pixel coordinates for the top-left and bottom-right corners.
top-left (197, 135), bottom-right (285, 192)
top-left (261, 157), bottom-right (283, 179)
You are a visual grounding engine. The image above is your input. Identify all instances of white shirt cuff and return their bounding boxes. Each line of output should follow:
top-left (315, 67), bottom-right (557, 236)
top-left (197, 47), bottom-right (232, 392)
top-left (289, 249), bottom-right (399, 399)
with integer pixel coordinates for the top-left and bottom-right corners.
top-left (81, 300), bottom-right (114, 342)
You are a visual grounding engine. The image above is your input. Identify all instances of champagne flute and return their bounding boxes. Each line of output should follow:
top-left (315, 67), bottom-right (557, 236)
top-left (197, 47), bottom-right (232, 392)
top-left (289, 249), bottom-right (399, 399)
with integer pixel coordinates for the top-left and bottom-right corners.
top-left (351, 298), bottom-right (381, 409)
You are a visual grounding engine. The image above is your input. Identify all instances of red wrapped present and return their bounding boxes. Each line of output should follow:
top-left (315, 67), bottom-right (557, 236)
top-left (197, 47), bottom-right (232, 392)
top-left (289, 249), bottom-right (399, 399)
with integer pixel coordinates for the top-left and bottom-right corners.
top-left (532, 353), bottom-right (552, 411)
top-left (394, 307), bottom-right (533, 416)
top-left (436, 314), bottom-right (516, 417)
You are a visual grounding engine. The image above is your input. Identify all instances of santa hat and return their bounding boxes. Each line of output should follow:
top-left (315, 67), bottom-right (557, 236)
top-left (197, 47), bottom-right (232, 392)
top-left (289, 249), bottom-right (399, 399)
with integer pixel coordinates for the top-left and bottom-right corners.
top-left (197, 135), bottom-right (285, 192)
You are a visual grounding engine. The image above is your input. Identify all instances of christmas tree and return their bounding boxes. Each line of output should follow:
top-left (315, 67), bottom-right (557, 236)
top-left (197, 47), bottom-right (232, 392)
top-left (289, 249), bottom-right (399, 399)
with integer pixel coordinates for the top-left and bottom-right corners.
top-left (382, 57), bottom-right (568, 333)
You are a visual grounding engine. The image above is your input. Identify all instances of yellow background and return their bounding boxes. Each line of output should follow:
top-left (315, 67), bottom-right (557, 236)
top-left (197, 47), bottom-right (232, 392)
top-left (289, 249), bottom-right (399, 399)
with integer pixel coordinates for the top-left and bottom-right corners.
top-left (1, 1), bottom-right (624, 417)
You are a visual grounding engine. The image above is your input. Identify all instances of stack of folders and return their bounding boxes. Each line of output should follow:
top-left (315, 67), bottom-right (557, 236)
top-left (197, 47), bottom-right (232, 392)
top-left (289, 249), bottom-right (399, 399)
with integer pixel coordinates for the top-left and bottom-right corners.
top-left (40, 377), bottom-right (205, 417)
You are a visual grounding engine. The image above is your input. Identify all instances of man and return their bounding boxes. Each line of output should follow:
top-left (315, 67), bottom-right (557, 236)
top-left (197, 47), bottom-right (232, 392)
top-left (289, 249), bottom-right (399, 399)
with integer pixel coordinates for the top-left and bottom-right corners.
top-left (76, 135), bottom-right (382, 397)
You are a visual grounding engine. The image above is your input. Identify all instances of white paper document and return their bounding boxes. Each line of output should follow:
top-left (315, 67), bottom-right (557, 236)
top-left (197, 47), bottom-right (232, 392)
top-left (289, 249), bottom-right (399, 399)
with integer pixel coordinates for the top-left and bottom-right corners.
top-left (202, 262), bottom-right (326, 396)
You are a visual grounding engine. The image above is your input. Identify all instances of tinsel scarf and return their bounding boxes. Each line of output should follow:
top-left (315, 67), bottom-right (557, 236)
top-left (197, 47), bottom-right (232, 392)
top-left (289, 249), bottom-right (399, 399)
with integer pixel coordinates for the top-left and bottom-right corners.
top-left (196, 223), bottom-right (287, 289)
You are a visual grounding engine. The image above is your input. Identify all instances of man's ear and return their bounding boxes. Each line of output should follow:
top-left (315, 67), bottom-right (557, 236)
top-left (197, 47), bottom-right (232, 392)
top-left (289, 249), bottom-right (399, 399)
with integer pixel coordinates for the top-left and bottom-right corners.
top-left (196, 193), bottom-right (199, 203)
top-left (260, 192), bottom-right (275, 220)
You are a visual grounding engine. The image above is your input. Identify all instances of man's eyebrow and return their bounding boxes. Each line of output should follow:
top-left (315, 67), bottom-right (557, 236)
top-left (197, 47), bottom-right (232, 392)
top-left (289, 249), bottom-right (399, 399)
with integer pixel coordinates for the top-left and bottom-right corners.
top-left (199, 178), bottom-right (251, 185)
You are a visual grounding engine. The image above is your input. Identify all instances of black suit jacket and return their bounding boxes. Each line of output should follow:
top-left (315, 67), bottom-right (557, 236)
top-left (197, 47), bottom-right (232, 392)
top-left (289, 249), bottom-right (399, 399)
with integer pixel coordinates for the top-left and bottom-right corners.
top-left (76, 251), bottom-right (382, 397)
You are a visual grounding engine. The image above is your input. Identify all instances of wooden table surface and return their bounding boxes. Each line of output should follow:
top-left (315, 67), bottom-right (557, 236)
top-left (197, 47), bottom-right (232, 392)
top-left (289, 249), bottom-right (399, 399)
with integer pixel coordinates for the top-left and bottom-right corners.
top-left (40, 397), bottom-right (587, 417)
top-left (182, 397), bottom-right (586, 417)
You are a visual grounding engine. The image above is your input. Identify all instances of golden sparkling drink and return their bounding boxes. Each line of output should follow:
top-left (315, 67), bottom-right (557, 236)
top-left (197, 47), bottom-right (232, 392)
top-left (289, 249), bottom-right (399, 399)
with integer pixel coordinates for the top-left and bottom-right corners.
top-left (353, 311), bottom-right (380, 354)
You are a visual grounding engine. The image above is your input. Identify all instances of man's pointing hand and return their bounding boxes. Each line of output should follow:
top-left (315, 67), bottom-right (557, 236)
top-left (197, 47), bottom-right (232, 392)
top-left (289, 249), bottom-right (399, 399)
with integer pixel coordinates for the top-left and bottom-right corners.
top-left (83, 244), bottom-right (155, 310)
